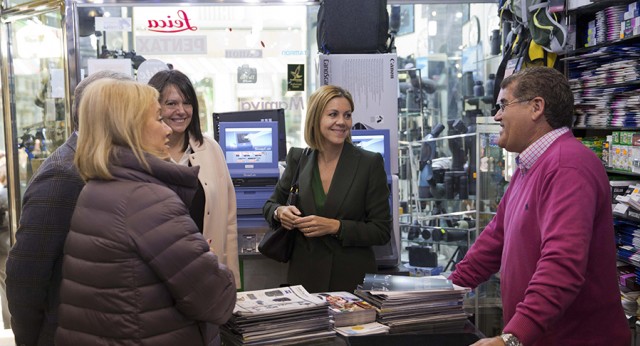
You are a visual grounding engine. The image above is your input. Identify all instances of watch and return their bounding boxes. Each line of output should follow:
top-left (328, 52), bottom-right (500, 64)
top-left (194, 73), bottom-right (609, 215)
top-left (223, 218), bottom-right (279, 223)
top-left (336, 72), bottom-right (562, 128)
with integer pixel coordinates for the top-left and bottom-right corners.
top-left (273, 206), bottom-right (280, 220)
top-left (500, 333), bottom-right (522, 346)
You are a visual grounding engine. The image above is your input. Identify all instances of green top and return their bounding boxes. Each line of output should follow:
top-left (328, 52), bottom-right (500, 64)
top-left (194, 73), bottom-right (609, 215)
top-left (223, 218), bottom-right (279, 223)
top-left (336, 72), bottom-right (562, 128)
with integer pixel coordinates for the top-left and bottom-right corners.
top-left (311, 158), bottom-right (343, 239)
top-left (311, 158), bottom-right (326, 215)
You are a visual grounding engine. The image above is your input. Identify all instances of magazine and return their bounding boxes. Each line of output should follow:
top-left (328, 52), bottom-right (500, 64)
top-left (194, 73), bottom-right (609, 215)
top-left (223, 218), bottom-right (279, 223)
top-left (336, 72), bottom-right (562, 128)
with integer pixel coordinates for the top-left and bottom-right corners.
top-left (234, 285), bottom-right (327, 316)
top-left (316, 291), bottom-right (377, 327)
top-left (335, 322), bottom-right (390, 337)
top-left (223, 285), bottom-right (335, 345)
top-left (358, 274), bottom-right (454, 293)
top-left (353, 274), bottom-right (471, 334)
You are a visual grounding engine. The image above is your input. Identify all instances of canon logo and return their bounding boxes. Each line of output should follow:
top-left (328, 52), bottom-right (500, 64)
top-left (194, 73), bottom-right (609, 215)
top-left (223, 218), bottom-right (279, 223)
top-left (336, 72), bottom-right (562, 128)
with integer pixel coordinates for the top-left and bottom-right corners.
top-left (147, 10), bottom-right (198, 33)
top-left (390, 58), bottom-right (396, 79)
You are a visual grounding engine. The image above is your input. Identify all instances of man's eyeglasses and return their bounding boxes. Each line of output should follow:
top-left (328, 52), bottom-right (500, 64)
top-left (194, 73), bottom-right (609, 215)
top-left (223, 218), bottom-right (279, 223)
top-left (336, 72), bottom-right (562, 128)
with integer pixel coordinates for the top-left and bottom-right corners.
top-left (493, 98), bottom-right (533, 113)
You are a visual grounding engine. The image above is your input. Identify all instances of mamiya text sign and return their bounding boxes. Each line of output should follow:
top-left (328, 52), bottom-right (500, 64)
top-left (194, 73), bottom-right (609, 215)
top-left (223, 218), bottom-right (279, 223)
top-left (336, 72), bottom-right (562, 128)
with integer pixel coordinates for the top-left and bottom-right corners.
top-left (136, 36), bottom-right (207, 55)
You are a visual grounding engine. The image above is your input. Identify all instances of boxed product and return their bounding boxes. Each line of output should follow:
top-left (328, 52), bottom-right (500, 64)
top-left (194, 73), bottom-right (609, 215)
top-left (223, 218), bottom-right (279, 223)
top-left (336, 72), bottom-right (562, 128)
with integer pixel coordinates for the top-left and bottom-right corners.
top-left (404, 264), bottom-right (443, 277)
top-left (601, 135), bottom-right (611, 168)
top-left (618, 265), bottom-right (640, 291)
top-left (610, 180), bottom-right (640, 204)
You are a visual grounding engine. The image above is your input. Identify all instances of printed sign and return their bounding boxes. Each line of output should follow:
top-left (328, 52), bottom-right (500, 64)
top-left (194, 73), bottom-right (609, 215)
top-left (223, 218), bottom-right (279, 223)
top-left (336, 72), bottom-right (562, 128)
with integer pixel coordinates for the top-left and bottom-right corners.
top-left (237, 64), bottom-right (257, 84)
top-left (225, 49), bottom-right (263, 59)
top-left (135, 36), bottom-right (207, 55)
top-left (287, 64), bottom-right (304, 91)
top-left (146, 10), bottom-right (197, 33)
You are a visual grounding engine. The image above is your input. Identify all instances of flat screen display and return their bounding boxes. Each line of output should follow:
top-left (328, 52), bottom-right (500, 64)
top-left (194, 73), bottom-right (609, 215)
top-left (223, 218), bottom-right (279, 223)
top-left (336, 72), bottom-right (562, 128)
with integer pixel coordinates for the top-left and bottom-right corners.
top-left (351, 129), bottom-right (391, 178)
top-left (219, 121), bottom-right (279, 178)
top-left (213, 109), bottom-right (286, 162)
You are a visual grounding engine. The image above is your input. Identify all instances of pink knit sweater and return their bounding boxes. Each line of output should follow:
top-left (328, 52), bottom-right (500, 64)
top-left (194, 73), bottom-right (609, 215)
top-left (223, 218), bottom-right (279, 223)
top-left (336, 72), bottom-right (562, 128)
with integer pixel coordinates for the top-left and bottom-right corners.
top-left (450, 132), bottom-right (630, 345)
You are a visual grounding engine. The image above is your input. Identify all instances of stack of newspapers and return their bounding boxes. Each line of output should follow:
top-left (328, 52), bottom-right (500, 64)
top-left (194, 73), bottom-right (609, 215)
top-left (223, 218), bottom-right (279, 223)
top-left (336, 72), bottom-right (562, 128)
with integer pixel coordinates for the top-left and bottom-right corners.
top-left (221, 285), bottom-right (335, 345)
top-left (354, 274), bottom-right (470, 334)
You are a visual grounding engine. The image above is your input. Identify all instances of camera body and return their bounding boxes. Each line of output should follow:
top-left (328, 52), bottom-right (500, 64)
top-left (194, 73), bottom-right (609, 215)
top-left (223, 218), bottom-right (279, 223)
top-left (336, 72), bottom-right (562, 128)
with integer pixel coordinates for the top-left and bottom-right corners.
top-left (237, 64), bottom-right (258, 84)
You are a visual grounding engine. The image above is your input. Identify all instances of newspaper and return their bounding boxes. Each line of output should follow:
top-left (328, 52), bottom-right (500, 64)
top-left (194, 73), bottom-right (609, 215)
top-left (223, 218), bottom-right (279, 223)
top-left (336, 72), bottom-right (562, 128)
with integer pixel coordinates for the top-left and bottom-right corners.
top-left (335, 322), bottom-right (390, 337)
top-left (234, 285), bottom-right (327, 316)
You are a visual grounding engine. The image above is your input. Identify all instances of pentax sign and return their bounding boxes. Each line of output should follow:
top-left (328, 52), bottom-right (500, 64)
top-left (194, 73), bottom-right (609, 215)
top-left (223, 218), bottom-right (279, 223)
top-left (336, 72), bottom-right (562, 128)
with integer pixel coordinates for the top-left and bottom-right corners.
top-left (135, 36), bottom-right (207, 55)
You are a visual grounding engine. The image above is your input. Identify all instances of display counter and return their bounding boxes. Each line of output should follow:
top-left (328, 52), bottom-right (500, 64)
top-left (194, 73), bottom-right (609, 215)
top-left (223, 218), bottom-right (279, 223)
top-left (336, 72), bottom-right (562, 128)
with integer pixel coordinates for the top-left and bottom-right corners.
top-left (253, 320), bottom-right (483, 346)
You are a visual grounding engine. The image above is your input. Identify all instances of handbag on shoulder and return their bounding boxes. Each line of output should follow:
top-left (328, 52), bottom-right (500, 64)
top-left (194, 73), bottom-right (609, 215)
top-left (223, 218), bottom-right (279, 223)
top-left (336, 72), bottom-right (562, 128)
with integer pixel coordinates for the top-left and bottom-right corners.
top-left (259, 148), bottom-right (310, 263)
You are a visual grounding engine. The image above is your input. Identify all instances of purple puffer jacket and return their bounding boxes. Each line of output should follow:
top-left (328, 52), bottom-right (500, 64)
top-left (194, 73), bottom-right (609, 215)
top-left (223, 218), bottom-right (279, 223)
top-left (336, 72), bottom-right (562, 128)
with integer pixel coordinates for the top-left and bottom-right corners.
top-left (56, 147), bottom-right (236, 345)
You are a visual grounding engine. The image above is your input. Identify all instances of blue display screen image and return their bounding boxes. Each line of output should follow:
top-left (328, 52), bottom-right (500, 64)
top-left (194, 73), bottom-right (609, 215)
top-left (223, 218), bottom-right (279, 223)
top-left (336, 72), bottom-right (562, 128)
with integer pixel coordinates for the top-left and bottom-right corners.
top-left (224, 127), bottom-right (274, 164)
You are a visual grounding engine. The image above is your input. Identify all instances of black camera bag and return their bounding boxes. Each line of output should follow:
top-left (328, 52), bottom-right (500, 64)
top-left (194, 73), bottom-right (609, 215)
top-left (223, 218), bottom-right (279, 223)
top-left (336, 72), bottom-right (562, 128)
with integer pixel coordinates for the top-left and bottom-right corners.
top-left (317, 0), bottom-right (390, 54)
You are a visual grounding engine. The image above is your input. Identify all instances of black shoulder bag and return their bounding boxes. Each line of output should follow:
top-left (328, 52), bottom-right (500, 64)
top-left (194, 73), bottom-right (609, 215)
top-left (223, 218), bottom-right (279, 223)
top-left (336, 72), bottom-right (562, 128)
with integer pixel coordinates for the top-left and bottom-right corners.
top-left (259, 148), bottom-right (309, 263)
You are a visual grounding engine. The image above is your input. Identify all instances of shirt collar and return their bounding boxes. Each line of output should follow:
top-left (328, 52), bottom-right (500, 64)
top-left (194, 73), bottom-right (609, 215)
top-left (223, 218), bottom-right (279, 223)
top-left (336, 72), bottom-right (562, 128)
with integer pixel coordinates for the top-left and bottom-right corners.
top-left (516, 127), bottom-right (570, 173)
top-left (170, 144), bottom-right (193, 166)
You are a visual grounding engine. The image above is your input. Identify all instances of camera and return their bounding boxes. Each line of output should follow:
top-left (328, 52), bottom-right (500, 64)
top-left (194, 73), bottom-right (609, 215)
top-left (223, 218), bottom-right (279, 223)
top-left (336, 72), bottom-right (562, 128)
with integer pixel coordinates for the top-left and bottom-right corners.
top-left (237, 64), bottom-right (258, 84)
top-left (99, 49), bottom-right (146, 70)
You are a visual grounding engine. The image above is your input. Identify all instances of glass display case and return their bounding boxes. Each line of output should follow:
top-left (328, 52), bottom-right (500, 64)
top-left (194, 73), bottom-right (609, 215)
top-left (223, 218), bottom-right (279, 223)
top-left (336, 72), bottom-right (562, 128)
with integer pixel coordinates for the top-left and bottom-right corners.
top-left (398, 66), bottom-right (477, 273)
top-left (471, 116), bottom-right (515, 336)
top-left (1, 2), bottom-right (70, 239)
top-left (397, 99), bottom-right (510, 336)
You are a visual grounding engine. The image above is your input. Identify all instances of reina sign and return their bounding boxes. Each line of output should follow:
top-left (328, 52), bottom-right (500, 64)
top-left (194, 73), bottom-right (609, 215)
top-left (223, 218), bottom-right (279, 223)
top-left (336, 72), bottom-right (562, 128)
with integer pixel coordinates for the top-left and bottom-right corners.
top-left (147, 10), bottom-right (197, 33)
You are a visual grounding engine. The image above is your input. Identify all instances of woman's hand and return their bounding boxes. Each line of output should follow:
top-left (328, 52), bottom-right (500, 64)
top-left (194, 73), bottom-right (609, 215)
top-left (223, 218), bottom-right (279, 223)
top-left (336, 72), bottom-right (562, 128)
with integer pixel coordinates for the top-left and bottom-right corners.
top-left (295, 215), bottom-right (340, 238)
top-left (276, 205), bottom-right (302, 230)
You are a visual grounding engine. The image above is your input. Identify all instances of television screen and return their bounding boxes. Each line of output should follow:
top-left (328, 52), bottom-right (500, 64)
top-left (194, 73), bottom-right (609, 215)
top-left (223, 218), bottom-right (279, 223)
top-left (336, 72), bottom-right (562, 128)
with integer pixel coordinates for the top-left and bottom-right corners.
top-left (351, 129), bottom-right (391, 178)
top-left (213, 108), bottom-right (287, 162)
top-left (219, 121), bottom-right (279, 178)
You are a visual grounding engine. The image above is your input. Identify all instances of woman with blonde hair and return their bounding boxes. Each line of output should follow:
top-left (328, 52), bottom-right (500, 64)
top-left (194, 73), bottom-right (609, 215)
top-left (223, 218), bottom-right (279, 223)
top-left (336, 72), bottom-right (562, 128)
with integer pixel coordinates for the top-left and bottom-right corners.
top-left (263, 85), bottom-right (391, 293)
top-left (56, 79), bottom-right (236, 345)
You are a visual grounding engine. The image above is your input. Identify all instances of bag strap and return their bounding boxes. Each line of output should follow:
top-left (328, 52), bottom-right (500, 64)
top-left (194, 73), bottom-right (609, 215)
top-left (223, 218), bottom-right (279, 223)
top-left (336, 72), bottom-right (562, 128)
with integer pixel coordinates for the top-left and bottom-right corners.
top-left (288, 147), bottom-right (311, 200)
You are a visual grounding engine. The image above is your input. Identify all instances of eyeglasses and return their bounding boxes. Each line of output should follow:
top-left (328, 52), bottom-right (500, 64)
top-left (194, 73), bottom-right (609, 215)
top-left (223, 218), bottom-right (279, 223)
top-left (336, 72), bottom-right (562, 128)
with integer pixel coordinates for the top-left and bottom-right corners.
top-left (493, 98), bottom-right (533, 113)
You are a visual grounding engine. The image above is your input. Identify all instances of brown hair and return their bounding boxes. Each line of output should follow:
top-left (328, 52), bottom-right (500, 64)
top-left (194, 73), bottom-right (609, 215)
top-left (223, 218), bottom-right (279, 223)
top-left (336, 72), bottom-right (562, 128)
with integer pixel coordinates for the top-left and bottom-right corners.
top-left (501, 67), bottom-right (574, 129)
top-left (303, 85), bottom-right (354, 152)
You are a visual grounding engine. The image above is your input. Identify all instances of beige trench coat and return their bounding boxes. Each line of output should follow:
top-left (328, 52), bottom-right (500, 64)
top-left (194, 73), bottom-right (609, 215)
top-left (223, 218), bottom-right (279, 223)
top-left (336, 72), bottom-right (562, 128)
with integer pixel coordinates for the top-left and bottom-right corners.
top-left (189, 135), bottom-right (241, 287)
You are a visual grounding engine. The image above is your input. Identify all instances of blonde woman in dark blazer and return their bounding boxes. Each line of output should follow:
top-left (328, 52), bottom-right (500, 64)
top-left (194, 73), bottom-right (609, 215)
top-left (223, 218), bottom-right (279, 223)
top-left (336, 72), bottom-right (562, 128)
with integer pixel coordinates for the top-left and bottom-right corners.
top-left (263, 85), bottom-right (391, 293)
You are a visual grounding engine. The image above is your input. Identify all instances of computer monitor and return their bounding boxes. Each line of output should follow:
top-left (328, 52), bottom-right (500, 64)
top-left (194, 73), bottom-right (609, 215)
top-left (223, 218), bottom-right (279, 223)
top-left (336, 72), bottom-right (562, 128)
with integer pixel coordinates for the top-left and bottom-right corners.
top-left (218, 121), bottom-right (280, 179)
top-left (351, 129), bottom-right (392, 178)
top-left (351, 129), bottom-right (398, 268)
top-left (213, 108), bottom-right (287, 162)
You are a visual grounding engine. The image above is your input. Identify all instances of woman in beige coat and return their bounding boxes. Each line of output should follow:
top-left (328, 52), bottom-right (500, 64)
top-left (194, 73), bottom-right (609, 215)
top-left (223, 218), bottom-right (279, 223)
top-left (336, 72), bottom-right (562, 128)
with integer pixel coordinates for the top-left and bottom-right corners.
top-left (148, 70), bottom-right (240, 287)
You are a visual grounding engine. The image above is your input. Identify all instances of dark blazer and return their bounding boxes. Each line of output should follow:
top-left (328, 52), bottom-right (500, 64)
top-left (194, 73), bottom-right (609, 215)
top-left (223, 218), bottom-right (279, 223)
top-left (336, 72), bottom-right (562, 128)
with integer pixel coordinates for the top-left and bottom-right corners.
top-left (6, 133), bottom-right (84, 346)
top-left (263, 142), bottom-right (391, 293)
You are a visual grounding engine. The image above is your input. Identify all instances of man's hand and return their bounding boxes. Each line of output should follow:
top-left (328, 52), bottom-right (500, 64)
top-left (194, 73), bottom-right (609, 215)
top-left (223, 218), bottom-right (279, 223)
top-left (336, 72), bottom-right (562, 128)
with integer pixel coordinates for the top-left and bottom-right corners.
top-left (470, 336), bottom-right (506, 346)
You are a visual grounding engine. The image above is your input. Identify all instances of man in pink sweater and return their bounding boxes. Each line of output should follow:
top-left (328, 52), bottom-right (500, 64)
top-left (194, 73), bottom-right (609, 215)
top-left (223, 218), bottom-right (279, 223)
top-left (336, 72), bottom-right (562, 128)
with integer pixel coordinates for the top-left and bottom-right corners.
top-left (450, 67), bottom-right (630, 346)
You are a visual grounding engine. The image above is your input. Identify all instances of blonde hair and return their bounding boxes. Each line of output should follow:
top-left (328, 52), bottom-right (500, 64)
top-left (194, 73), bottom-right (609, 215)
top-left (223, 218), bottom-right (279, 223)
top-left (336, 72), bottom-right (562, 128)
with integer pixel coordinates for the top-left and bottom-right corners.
top-left (75, 79), bottom-right (160, 181)
top-left (304, 85), bottom-right (354, 152)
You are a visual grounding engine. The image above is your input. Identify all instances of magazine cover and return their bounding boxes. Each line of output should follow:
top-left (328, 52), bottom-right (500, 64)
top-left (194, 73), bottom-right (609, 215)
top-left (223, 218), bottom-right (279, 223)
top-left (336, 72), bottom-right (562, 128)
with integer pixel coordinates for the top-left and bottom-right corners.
top-left (316, 291), bottom-right (377, 327)
top-left (234, 285), bottom-right (328, 316)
